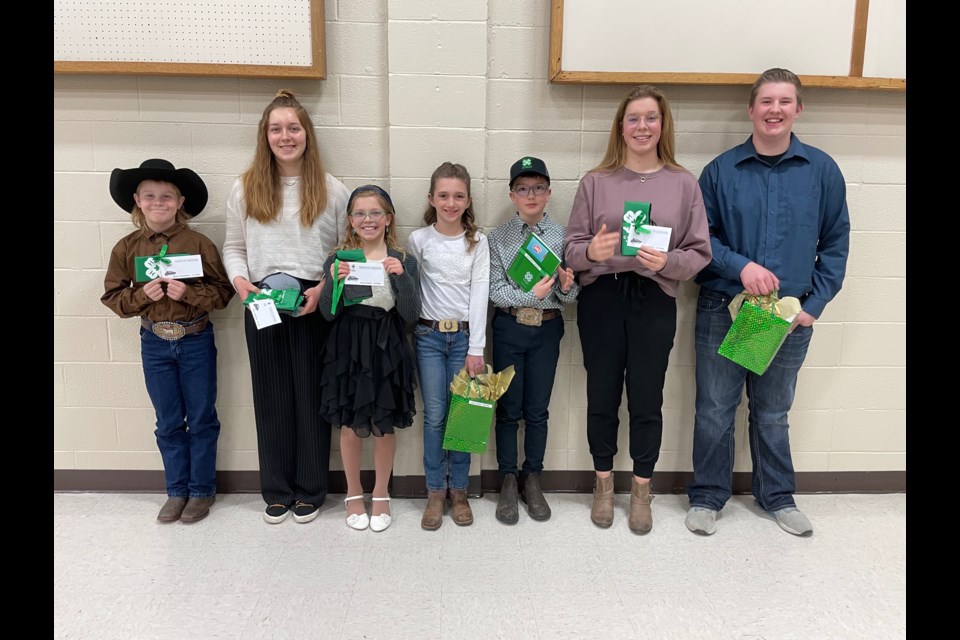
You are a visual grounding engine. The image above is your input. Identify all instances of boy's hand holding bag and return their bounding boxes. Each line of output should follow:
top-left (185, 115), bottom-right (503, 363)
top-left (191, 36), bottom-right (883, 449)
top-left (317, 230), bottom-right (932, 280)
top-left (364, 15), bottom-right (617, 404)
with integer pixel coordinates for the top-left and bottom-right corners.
top-left (717, 291), bottom-right (802, 376)
top-left (442, 365), bottom-right (516, 453)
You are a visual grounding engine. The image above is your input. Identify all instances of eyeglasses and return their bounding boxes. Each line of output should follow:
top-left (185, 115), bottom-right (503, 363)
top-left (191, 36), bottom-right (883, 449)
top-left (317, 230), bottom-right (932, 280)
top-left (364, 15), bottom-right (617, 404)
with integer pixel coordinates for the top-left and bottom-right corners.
top-left (512, 184), bottom-right (549, 197)
top-left (349, 210), bottom-right (387, 221)
top-left (623, 114), bottom-right (662, 127)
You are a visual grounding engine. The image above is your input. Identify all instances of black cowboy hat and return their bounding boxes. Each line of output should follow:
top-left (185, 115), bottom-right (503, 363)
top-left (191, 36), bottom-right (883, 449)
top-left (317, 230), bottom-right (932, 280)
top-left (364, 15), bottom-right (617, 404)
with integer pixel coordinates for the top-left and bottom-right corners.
top-left (109, 159), bottom-right (208, 217)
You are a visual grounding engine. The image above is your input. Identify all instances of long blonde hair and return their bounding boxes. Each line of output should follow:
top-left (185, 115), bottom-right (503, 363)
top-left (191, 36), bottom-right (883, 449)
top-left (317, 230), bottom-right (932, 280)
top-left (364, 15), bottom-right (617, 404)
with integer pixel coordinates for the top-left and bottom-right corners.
top-left (335, 186), bottom-right (404, 258)
top-left (240, 90), bottom-right (329, 227)
top-left (422, 162), bottom-right (480, 253)
top-left (591, 85), bottom-right (683, 174)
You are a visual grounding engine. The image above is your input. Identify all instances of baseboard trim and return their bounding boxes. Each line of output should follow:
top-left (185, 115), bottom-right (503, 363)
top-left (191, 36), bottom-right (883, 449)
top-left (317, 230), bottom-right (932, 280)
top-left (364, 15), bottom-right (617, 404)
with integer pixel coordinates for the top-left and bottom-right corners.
top-left (54, 469), bottom-right (906, 496)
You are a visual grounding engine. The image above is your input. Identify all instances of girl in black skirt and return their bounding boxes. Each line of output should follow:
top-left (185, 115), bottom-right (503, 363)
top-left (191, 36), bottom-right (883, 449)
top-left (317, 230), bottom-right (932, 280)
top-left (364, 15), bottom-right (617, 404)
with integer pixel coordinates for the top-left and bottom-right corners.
top-left (318, 185), bottom-right (421, 532)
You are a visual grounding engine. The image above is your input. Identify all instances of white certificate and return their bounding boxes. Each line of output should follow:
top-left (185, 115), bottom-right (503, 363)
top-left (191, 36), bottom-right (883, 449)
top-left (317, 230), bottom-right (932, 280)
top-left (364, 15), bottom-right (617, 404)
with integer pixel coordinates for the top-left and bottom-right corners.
top-left (344, 261), bottom-right (385, 286)
top-left (157, 254), bottom-right (204, 279)
top-left (248, 298), bottom-right (282, 330)
top-left (635, 225), bottom-right (672, 253)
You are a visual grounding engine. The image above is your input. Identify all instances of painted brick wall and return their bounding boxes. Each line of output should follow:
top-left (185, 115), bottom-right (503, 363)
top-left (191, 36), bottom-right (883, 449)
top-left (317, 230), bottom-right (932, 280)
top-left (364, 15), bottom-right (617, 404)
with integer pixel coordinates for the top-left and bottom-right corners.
top-left (53, 0), bottom-right (906, 475)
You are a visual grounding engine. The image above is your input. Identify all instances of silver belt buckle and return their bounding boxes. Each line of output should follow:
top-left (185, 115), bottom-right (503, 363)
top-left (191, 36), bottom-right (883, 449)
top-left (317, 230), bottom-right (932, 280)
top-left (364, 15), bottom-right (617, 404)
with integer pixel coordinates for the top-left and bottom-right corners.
top-left (438, 319), bottom-right (459, 333)
top-left (152, 321), bottom-right (186, 341)
top-left (516, 308), bottom-right (543, 327)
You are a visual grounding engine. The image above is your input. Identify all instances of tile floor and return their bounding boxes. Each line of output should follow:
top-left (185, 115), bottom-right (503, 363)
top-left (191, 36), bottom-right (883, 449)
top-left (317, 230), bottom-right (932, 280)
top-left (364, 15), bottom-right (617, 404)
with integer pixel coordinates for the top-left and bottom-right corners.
top-left (54, 492), bottom-right (906, 639)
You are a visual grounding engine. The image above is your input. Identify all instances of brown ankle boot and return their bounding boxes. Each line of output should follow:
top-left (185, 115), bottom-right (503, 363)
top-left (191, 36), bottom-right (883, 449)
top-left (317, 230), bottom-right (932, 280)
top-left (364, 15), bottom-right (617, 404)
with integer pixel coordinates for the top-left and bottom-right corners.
top-left (629, 481), bottom-right (654, 534)
top-left (421, 490), bottom-right (446, 531)
top-left (449, 489), bottom-right (474, 526)
top-left (591, 474), bottom-right (615, 528)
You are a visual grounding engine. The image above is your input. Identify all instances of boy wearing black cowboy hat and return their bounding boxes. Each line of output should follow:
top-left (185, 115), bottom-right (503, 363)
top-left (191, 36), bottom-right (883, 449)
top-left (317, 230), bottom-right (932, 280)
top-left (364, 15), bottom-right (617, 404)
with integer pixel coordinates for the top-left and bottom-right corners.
top-left (102, 159), bottom-right (234, 524)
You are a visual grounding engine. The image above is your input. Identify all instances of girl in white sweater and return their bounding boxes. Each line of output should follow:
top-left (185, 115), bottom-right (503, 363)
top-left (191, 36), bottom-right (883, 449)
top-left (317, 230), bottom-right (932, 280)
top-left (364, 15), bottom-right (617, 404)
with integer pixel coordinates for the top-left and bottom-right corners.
top-left (407, 162), bottom-right (490, 531)
top-left (222, 90), bottom-right (350, 525)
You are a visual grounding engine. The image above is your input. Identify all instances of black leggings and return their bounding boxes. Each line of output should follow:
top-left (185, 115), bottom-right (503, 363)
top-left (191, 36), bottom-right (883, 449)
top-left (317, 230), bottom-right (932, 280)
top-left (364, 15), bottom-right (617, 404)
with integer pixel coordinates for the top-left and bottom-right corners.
top-left (576, 272), bottom-right (677, 477)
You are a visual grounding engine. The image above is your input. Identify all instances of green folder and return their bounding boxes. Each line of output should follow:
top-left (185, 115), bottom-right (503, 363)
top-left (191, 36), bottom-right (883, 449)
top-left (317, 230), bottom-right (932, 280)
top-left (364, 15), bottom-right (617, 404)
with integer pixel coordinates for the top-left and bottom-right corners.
top-left (506, 232), bottom-right (562, 292)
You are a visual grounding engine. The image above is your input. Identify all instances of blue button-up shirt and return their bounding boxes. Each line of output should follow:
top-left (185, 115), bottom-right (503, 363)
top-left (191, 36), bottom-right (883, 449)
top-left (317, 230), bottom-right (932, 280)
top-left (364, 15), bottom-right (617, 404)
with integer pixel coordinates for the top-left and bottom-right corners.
top-left (695, 134), bottom-right (850, 318)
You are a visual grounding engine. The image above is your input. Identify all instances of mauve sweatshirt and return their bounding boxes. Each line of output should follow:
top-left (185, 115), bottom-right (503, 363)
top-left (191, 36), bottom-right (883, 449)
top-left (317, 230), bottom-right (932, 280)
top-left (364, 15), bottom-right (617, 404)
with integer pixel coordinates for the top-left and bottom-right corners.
top-left (564, 166), bottom-right (712, 297)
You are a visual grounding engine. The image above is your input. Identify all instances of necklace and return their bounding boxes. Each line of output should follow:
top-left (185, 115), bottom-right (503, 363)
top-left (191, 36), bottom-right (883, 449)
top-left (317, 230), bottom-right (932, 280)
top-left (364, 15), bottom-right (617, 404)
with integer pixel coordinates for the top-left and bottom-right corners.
top-left (282, 177), bottom-right (299, 186)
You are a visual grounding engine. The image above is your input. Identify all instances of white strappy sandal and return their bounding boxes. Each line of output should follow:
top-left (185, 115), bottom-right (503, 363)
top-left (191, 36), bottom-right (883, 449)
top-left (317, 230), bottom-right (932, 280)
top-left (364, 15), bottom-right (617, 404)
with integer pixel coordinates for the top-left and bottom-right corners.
top-left (344, 495), bottom-right (369, 531)
top-left (370, 497), bottom-right (392, 532)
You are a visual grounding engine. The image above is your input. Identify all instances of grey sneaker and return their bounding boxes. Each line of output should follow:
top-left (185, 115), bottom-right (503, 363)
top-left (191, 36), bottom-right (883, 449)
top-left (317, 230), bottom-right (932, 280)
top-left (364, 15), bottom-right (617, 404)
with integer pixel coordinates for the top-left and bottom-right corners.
top-left (773, 507), bottom-right (813, 537)
top-left (685, 506), bottom-right (718, 535)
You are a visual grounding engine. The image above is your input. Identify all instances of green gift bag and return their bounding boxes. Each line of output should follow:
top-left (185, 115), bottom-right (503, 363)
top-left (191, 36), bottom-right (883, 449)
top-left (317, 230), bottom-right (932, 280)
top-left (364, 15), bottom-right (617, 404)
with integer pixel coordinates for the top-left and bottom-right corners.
top-left (442, 380), bottom-right (495, 454)
top-left (717, 292), bottom-right (792, 375)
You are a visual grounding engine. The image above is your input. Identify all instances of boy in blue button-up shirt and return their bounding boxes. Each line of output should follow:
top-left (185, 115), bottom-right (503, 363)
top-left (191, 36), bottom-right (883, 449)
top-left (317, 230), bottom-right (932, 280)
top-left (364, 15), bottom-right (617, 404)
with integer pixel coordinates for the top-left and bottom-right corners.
top-left (686, 69), bottom-right (850, 538)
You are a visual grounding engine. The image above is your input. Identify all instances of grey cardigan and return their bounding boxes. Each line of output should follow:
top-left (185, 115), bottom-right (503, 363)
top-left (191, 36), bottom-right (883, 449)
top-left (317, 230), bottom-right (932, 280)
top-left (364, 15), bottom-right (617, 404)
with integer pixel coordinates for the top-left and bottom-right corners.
top-left (318, 248), bottom-right (421, 324)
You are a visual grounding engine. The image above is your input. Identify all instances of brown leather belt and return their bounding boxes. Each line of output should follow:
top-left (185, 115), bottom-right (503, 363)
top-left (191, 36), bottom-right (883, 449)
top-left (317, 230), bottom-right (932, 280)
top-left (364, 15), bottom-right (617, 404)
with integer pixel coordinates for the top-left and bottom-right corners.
top-left (505, 307), bottom-right (560, 324)
top-left (418, 318), bottom-right (469, 333)
top-left (141, 314), bottom-right (209, 341)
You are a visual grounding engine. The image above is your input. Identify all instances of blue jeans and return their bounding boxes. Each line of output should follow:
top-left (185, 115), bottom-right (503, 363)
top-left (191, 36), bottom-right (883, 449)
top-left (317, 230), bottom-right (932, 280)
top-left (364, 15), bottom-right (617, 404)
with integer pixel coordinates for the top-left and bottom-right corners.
top-left (491, 309), bottom-right (564, 478)
top-left (140, 322), bottom-right (221, 498)
top-left (687, 288), bottom-right (812, 512)
top-left (414, 324), bottom-right (471, 491)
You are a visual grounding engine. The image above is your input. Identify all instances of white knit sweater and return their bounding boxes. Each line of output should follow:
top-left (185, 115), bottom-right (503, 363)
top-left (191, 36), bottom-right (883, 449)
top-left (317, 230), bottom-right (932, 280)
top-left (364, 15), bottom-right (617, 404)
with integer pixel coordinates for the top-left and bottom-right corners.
top-left (222, 174), bottom-right (350, 284)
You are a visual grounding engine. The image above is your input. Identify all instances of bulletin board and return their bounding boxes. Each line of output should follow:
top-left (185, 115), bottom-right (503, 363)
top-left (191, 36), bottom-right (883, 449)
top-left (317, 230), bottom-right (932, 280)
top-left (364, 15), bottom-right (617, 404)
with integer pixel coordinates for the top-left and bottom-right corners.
top-left (549, 0), bottom-right (905, 90)
top-left (53, 0), bottom-right (326, 79)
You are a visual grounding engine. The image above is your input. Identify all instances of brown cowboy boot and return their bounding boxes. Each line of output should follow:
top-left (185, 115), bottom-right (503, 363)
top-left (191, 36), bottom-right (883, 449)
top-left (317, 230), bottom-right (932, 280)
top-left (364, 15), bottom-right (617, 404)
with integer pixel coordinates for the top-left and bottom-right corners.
top-left (629, 481), bottom-right (654, 534)
top-left (590, 474), bottom-right (615, 528)
top-left (521, 473), bottom-right (551, 521)
top-left (421, 490), bottom-right (446, 531)
top-left (449, 489), bottom-right (474, 526)
top-left (180, 496), bottom-right (216, 524)
top-left (156, 497), bottom-right (188, 523)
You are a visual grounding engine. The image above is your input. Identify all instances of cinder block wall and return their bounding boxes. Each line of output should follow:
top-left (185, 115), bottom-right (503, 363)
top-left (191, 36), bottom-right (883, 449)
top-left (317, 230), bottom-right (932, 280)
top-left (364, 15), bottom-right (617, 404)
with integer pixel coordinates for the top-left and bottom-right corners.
top-left (53, 0), bottom-right (907, 477)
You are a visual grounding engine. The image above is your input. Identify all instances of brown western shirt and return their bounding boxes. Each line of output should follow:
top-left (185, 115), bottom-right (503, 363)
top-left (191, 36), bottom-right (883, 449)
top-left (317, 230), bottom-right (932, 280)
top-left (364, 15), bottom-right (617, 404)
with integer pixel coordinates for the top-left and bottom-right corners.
top-left (102, 223), bottom-right (234, 322)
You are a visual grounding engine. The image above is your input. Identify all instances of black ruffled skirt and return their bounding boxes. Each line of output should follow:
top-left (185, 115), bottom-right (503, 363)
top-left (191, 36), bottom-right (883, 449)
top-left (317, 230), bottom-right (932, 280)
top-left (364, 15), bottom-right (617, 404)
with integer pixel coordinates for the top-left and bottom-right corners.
top-left (319, 303), bottom-right (417, 437)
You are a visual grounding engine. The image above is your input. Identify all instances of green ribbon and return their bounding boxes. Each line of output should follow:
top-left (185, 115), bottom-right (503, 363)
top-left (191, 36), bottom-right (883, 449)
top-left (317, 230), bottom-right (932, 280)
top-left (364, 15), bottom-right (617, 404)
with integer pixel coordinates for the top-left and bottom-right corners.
top-left (632, 218), bottom-right (651, 235)
top-left (331, 249), bottom-right (367, 315)
top-left (153, 244), bottom-right (172, 265)
top-left (142, 244), bottom-right (173, 279)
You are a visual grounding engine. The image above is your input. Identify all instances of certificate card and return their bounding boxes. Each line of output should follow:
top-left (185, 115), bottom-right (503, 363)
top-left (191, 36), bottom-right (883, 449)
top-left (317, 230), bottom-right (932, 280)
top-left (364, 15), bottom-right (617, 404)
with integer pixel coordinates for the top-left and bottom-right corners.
top-left (635, 225), bottom-right (672, 253)
top-left (344, 261), bottom-right (385, 286)
top-left (134, 254), bottom-right (204, 282)
top-left (248, 298), bottom-right (282, 329)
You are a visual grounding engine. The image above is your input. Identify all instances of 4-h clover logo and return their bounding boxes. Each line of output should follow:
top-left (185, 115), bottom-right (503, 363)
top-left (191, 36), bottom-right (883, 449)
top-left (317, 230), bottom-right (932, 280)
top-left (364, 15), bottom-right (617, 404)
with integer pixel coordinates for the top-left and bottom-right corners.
top-left (523, 272), bottom-right (533, 283)
top-left (521, 158), bottom-right (532, 168)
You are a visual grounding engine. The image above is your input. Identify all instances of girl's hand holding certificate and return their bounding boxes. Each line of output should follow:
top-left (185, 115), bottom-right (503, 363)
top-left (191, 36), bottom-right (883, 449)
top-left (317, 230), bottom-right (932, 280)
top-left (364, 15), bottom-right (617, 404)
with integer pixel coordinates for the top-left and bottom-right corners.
top-left (636, 246), bottom-right (668, 272)
top-left (383, 256), bottom-right (404, 276)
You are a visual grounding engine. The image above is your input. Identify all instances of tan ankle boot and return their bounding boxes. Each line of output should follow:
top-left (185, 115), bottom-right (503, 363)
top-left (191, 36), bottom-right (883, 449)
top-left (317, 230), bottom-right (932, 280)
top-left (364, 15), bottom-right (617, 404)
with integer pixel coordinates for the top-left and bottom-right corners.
top-left (449, 489), bottom-right (474, 526)
top-left (421, 490), bottom-right (446, 531)
top-left (591, 474), bottom-right (615, 528)
top-left (629, 481), bottom-right (654, 534)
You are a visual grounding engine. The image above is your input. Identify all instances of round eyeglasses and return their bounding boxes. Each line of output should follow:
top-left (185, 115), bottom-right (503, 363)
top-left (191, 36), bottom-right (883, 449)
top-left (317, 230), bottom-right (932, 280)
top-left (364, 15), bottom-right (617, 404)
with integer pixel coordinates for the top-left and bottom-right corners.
top-left (512, 184), bottom-right (549, 197)
top-left (349, 210), bottom-right (387, 221)
top-left (623, 114), bottom-right (661, 128)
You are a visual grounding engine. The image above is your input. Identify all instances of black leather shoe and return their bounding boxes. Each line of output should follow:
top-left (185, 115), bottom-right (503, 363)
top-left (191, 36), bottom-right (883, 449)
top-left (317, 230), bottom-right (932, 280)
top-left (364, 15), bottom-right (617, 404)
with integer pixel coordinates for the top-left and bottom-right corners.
top-left (521, 473), bottom-right (552, 521)
top-left (495, 474), bottom-right (519, 525)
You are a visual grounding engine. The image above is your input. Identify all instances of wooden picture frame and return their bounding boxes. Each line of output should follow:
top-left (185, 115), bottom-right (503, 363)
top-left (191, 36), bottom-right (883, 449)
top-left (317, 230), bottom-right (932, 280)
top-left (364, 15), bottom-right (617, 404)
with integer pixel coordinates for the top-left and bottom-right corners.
top-left (548, 0), bottom-right (905, 91)
top-left (54, 1), bottom-right (326, 79)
